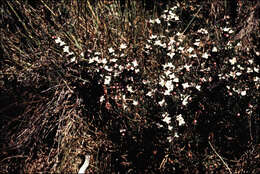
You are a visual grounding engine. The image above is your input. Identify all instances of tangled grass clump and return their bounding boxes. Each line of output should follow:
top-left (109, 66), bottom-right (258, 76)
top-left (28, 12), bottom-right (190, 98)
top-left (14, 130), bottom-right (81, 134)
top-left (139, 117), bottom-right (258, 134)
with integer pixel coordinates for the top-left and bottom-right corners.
top-left (0, 0), bottom-right (259, 173)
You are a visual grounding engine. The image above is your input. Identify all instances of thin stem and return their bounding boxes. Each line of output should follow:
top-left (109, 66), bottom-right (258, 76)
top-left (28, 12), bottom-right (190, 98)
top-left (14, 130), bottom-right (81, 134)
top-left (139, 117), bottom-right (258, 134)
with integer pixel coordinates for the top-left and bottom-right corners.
top-left (208, 140), bottom-right (232, 174)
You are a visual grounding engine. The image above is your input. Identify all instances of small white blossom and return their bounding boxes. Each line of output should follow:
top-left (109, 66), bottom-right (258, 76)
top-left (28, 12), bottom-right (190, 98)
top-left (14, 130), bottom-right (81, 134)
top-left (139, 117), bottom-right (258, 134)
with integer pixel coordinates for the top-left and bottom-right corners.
top-left (155, 18), bottom-right (161, 24)
top-left (146, 91), bottom-right (153, 97)
top-left (63, 46), bottom-right (70, 53)
top-left (133, 100), bottom-right (138, 105)
top-left (104, 76), bottom-right (111, 85)
top-left (202, 52), bottom-right (209, 59)
top-left (70, 57), bottom-right (76, 63)
top-left (150, 35), bottom-right (157, 39)
top-left (194, 40), bottom-right (200, 46)
top-left (104, 65), bottom-right (113, 72)
top-left (110, 58), bottom-right (117, 62)
top-left (108, 47), bottom-right (115, 53)
top-left (120, 43), bottom-right (127, 49)
top-left (149, 19), bottom-right (155, 24)
top-left (80, 52), bottom-right (84, 57)
top-left (241, 91), bottom-right (246, 96)
top-left (162, 112), bottom-right (171, 124)
top-left (229, 57), bottom-right (237, 65)
top-left (223, 27), bottom-right (231, 32)
top-left (176, 114), bottom-right (185, 126)
top-left (127, 85), bottom-right (134, 93)
top-left (184, 64), bottom-right (192, 71)
top-left (236, 72), bottom-right (242, 76)
top-left (187, 47), bottom-right (194, 53)
top-left (154, 40), bottom-right (162, 46)
top-left (159, 78), bottom-right (166, 87)
top-left (195, 85), bottom-right (201, 91)
top-left (100, 96), bottom-right (105, 103)
top-left (212, 46), bottom-right (218, 52)
top-left (182, 82), bottom-right (190, 89)
top-left (101, 58), bottom-right (108, 64)
top-left (182, 95), bottom-right (190, 106)
top-left (165, 80), bottom-right (174, 91)
top-left (247, 67), bottom-right (253, 73)
top-left (132, 59), bottom-right (138, 67)
top-left (55, 37), bottom-right (66, 46)
top-left (158, 98), bottom-right (165, 106)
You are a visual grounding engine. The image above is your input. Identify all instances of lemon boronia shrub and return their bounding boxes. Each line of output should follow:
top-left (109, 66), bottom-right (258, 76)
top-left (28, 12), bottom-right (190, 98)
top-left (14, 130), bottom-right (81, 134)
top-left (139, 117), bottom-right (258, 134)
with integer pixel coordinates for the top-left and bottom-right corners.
top-left (52, 1), bottom-right (259, 173)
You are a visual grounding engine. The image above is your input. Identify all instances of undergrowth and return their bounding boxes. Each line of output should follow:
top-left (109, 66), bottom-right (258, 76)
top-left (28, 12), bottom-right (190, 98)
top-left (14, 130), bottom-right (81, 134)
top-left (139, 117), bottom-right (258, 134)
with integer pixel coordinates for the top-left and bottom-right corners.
top-left (0, 0), bottom-right (259, 173)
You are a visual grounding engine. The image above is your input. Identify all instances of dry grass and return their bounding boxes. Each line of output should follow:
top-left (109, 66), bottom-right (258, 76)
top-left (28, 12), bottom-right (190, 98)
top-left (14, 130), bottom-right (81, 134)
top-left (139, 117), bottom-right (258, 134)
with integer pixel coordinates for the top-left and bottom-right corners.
top-left (0, 0), bottom-right (259, 173)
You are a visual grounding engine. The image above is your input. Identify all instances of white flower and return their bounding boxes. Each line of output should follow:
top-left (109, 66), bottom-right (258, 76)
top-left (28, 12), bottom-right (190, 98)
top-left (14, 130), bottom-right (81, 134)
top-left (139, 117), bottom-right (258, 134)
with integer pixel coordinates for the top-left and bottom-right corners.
top-left (165, 80), bottom-right (173, 91)
top-left (174, 132), bottom-right (179, 138)
top-left (110, 58), bottom-right (117, 62)
top-left (150, 35), bottom-right (157, 39)
top-left (80, 52), bottom-right (84, 57)
top-left (101, 58), bottom-right (108, 64)
top-left (132, 59), bottom-right (138, 67)
top-left (164, 70), bottom-right (171, 76)
top-left (127, 85), bottom-right (134, 93)
top-left (70, 57), bottom-right (76, 63)
top-left (164, 89), bottom-right (171, 95)
top-left (100, 96), bottom-right (105, 103)
top-left (187, 47), bottom-right (194, 53)
top-left (104, 65), bottom-right (113, 72)
top-left (182, 95), bottom-right (190, 106)
top-left (63, 46), bottom-right (70, 53)
top-left (155, 18), bottom-right (161, 24)
top-left (146, 91), bottom-right (153, 97)
top-left (202, 52), bottom-right (209, 59)
top-left (248, 59), bottom-right (253, 64)
top-left (228, 29), bottom-right (234, 34)
top-left (236, 72), bottom-right (242, 76)
top-left (223, 27), bottom-right (231, 32)
top-left (194, 41), bottom-right (200, 46)
top-left (241, 91), bottom-right (246, 96)
top-left (120, 43), bottom-right (127, 49)
top-left (88, 58), bottom-right (94, 64)
top-left (94, 52), bottom-right (101, 55)
top-left (176, 114), bottom-right (185, 126)
top-left (254, 67), bottom-right (259, 73)
top-left (154, 40), bottom-right (162, 46)
top-left (159, 78), bottom-right (166, 87)
top-left (182, 82), bottom-right (190, 89)
top-left (177, 46), bottom-right (184, 51)
top-left (108, 47), bottom-right (114, 53)
top-left (172, 77), bottom-right (179, 83)
top-left (195, 85), bottom-right (201, 91)
top-left (198, 28), bottom-right (208, 34)
top-left (55, 37), bottom-right (66, 46)
top-left (167, 52), bottom-right (175, 58)
top-left (162, 112), bottom-right (171, 124)
top-left (247, 67), bottom-right (253, 73)
top-left (229, 57), bottom-right (237, 65)
top-left (133, 100), bottom-right (138, 105)
top-left (158, 99), bottom-right (165, 106)
top-left (184, 64), bottom-right (192, 71)
top-left (149, 19), bottom-right (155, 24)
top-left (163, 62), bottom-right (175, 69)
top-left (212, 46), bottom-right (218, 52)
top-left (55, 37), bottom-right (62, 43)
top-left (104, 76), bottom-right (111, 85)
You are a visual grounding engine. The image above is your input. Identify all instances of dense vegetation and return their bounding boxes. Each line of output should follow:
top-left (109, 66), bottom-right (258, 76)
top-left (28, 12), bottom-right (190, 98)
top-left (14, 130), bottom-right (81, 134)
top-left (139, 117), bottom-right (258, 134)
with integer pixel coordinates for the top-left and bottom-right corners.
top-left (0, 0), bottom-right (259, 173)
